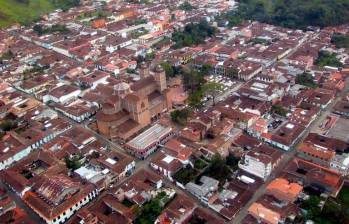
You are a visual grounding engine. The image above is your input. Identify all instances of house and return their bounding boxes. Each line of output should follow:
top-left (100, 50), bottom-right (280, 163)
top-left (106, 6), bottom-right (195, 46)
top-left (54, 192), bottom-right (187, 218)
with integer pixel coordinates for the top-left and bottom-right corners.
top-left (333, 100), bottom-right (349, 117)
top-left (248, 195), bottom-right (299, 224)
top-left (186, 176), bottom-right (219, 204)
top-left (23, 175), bottom-right (98, 224)
top-left (238, 145), bottom-right (283, 181)
top-left (297, 142), bottom-right (336, 167)
top-left (156, 194), bottom-right (197, 224)
top-left (261, 122), bottom-right (306, 151)
top-left (150, 151), bottom-right (183, 182)
top-left (43, 84), bottom-right (81, 104)
top-left (283, 158), bottom-right (344, 197)
top-left (266, 178), bottom-right (303, 203)
top-left (125, 124), bottom-right (173, 159)
top-left (68, 194), bottom-right (134, 224)
top-left (113, 169), bottom-right (163, 206)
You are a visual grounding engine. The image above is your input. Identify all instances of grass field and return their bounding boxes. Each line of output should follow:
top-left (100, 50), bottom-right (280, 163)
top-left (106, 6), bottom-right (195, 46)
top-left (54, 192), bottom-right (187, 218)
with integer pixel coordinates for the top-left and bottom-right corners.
top-left (0, 0), bottom-right (55, 28)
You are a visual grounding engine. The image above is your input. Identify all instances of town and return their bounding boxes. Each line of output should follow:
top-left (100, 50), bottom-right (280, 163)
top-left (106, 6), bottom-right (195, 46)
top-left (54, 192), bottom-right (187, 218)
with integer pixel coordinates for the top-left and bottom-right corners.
top-left (0, 0), bottom-right (349, 224)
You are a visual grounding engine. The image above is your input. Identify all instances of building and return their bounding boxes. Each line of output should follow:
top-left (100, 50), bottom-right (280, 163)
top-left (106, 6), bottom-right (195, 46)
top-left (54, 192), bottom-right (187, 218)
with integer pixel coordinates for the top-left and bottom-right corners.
top-left (156, 194), bottom-right (197, 224)
top-left (297, 142), bottom-right (336, 167)
top-left (23, 175), bottom-right (98, 224)
top-left (266, 178), bottom-right (303, 202)
top-left (248, 195), bottom-right (299, 224)
top-left (186, 176), bottom-right (219, 204)
top-left (113, 169), bottom-right (163, 206)
top-left (68, 194), bottom-right (133, 224)
top-left (125, 124), bottom-right (173, 159)
top-left (150, 151), bottom-right (184, 182)
top-left (43, 85), bottom-right (81, 104)
top-left (238, 145), bottom-right (283, 181)
top-left (261, 122), bottom-right (306, 151)
top-left (96, 64), bottom-right (173, 141)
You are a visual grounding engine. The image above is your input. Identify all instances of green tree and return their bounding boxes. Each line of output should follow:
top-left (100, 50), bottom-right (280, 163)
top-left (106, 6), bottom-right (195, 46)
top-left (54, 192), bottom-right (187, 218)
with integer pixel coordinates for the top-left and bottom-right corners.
top-left (315, 51), bottom-right (343, 67)
top-left (65, 154), bottom-right (83, 170)
top-left (202, 82), bottom-right (223, 105)
top-left (170, 108), bottom-right (191, 125)
top-left (0, 50), bottom-right (15, 63)
top-left (172, 20), bottom-right (216, 48)
top-left (271, 105), bottom-right (288, 117)
top-left (179, 1), bottom-right (195, 11)
top-left (160, 62), bottom-right (175, 78)
top-left (135, 193), bottom-right (170, 224)
top-left (331, 34), bottom-right (349, 49)
top-left (33, 24), bottom-right (44, 35)
top-left (0, 120), bottom-right (18, 132)
top-left (295, 72), bottom-right (317, 88)
top-left (228, 0), bottom-right (349, 29)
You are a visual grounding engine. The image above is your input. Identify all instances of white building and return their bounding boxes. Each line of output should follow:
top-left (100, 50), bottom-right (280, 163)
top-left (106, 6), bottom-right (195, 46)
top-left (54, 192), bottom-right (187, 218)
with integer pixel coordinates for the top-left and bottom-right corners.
top-left (238, 151), bottom-right (272, 181)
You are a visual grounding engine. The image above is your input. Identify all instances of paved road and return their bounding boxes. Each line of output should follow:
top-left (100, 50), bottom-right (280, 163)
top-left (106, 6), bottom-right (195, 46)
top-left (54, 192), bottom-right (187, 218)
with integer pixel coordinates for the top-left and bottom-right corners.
top-left (0, 182), bottom-right (44, 223)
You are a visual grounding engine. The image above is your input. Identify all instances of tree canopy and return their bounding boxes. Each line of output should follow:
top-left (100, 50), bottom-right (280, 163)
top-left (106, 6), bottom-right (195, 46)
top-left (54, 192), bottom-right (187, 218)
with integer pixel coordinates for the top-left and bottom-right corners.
top-left (315, 51), bottom-right (343, 68)
top-left (331, 34), bottom-right (349, 49)
top-left (231, 0), bottom-right (349, 29)
top-left (172, 20), bottom-right (216, 49)
top-left (202, 82), bottom-right (224, 105)
top-left (295, 72), bottom-right (318, 88)
top-left (179, 1), bottom-right (195, 11)
top-left (170, 108), bottom-right (191, 125)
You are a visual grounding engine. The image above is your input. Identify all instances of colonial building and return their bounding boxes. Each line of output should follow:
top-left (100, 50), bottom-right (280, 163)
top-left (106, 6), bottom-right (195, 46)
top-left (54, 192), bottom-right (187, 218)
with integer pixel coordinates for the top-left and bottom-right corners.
top-left (96, 64), bottom-right (172, 141)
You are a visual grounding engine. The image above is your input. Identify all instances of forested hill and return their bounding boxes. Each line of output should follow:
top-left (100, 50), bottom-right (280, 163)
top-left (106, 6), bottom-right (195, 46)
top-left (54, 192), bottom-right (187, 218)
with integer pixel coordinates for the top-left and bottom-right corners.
top-left (235, 0), bottom-right (349, 29)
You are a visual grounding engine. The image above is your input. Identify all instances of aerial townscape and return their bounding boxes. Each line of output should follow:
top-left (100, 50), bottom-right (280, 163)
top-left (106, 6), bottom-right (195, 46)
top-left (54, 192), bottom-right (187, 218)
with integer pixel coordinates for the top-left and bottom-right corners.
top-left (0, 0), bottom-right (349, 224)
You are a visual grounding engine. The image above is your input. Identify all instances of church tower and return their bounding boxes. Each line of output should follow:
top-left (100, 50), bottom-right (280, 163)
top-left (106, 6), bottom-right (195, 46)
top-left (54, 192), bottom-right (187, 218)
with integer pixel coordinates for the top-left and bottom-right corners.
top-left (139, 62), bottom-right (149, 79)
top-left (153, 65), bottom-right (167, 92)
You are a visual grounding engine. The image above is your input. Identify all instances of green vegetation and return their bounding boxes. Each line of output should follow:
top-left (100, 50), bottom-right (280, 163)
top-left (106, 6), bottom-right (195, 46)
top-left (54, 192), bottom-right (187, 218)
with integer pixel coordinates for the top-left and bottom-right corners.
top-left (331, 34), bottom-right (349, 49)
top-left (170, 108), bottom-right (191, 125)
top-left (188, 89), bottom-right (205, 109)
top-left (198, 154), bottom-right (232, 187)
top-left (22, 64), bottom-right (49, 80)
top-left (230, 0), bottom-right (349, 29)
top-left (300, 187), bottom-right (349, 224)
top-left (315, 51), bottom-right (343, 68)
top-left (160, 61), bottom-right (176, 78)
top-left (0, 0), bottom-right (80, 28)
top-left (271, 104), bottom-right (288, 117)
top-left (121, 199), bottom-right (134, 207)
top-left (76, 10), bottom-right (110, 20)
top-left (226, 154), bottom-right (240, 170)
top-left (0, 50), bottom-right (15, 63)
top-left (174, 166), bottom-right (199, 185)
top-left (250, 37), bottom-right (272, 45)
top-left (172, 20), bottom-right (216, 49)
top-left (135, 192), bottom-right (171, 224)
top-left (127, 18), bottom-right (147, 26)
top-left (202, 82), bottom-right (223, 106)
top-left (295, 72), bottom-right (318, 88)
top-left (33, 24), bottom-right (69, 35)
top-left (131, 27), bottom-right (149, 38)
top-left (179, 1), bottom-right (195, 11)
top-left (65, 154), bottom-right (83, 170)
top-left (215, 10), bottom-right (244, 27)
top-left (152, 37), bottom-right (171, 50)
top-left (0, 120), bottom-right (18, 132)
top-left (193, 158), bottom-right (208, 170)
top-left (182, 65), bottom-right (222, 109)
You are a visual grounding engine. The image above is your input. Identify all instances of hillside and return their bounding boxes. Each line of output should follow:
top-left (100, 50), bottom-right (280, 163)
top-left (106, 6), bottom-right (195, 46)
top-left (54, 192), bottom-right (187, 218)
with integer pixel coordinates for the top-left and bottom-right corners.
top-left (0, 0), bottom-right (79, 28)
top-left (235, 0), bottom-right (349, 29)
